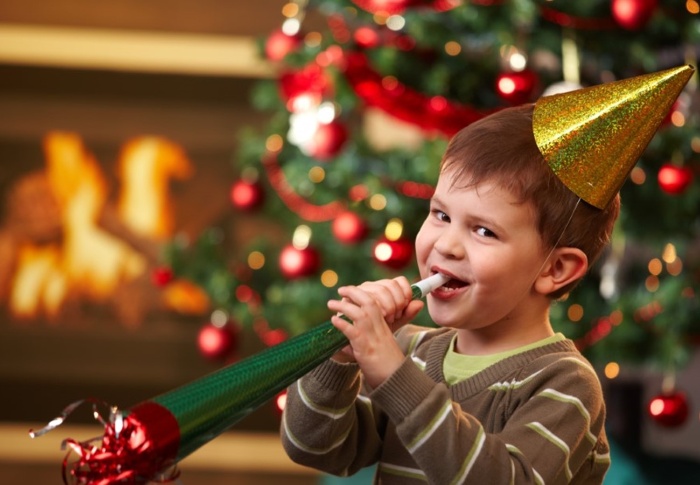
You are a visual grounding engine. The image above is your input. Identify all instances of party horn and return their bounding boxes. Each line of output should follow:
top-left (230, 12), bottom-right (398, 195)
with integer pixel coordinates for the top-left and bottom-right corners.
top-left (30, 273), bottom-right (449, 484)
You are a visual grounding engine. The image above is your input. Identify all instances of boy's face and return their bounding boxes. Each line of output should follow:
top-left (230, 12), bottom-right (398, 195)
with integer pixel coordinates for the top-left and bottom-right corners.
top-left (415, 170), bottom-right (550, 334)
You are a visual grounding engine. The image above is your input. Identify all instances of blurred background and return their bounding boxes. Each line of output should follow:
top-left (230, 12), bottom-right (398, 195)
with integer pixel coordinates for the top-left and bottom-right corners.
top-left (0, 1), bottom-right (699, 484)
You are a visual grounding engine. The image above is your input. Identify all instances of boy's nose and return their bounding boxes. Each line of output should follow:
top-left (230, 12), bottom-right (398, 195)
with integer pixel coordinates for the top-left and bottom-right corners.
top-left (434, 228), bottom-right (465, 260)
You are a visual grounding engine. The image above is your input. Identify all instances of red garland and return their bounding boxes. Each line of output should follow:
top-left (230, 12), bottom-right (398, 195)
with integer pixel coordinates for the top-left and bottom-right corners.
top-left (351, 1), bottom-right (618, 30)
top-left (349, 0), bottom-right (462, 15)
top-left (262, 153), bottom-right (345, 222)
top-left (396, 180), bottom-right (434, 199)
top-left (574, 316), bottom-right (615, 351)
top-left (234, 282), bottom-right (289, 347)
top-left (343, 51), bottom-right (492, 137)
top-left (538, 5), bottom-right (618, 30)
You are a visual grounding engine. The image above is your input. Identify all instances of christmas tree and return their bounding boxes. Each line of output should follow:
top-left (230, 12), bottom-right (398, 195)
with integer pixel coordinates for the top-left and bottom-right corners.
top-left (166, 0), bottom-right (699, 380)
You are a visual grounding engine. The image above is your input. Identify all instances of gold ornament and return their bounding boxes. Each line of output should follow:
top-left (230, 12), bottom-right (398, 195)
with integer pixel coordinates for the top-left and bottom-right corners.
top-left (534, 65), bottom-right (694, 209)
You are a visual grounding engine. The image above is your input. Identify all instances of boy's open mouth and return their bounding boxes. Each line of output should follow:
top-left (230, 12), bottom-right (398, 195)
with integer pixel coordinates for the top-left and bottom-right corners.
top-left (439, 277), bottom-right (469, 290)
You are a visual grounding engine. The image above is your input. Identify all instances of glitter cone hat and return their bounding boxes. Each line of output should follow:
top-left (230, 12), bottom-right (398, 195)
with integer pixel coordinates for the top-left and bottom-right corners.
top-left (533, 65), bottom-right (694, 209)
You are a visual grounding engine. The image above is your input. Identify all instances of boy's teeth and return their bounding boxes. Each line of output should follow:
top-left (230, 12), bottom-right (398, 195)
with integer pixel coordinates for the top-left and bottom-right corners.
top-left (438, 280), bottom-right (465, 291)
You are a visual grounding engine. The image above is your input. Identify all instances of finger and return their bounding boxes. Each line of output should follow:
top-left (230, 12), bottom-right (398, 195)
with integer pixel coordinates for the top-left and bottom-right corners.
top-left (327, 294), bottom-right (371, 328)
top-left (330, 313), bottom-right (357, 338)
top-left (388, 277), bottom-right (413, 321)
top-left (327, 298), bottom-right (347, 314)
top-left (365, 278), bottom-right (411, 323)
top-left (327, 294), bottom-right (372, 323)
top-left (392, 300), bottom-right (424, 330)
top-left (336, 285), bottom-right (382, 312)
top-left (333, 287), bottom-right (387, 332)
top-left (352, 280), bottom-right (407, 323)
top-left (392, 276), bottom-right (414, 299)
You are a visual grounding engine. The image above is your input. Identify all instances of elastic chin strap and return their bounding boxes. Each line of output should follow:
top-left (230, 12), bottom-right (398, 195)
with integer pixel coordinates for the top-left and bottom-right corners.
top-left (531, 197), bottom-right (582, 291)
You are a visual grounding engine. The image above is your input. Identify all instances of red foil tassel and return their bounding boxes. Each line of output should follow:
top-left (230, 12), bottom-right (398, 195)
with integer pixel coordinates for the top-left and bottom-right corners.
top-left (33, 400), bottom-right (181, 484)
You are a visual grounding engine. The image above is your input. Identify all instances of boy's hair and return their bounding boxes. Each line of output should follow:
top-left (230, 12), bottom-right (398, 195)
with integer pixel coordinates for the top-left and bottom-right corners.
top-left (441, 104), bottom-right (621, 298)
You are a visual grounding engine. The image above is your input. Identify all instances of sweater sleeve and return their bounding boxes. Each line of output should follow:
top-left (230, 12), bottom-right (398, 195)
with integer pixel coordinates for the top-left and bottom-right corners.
top-left (371, 353), bottom-right (610, 484)
top-left (280, 357), bottom-right (385, 476)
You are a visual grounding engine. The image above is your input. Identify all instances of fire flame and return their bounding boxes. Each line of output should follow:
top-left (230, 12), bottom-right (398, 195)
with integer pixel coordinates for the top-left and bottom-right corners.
top-left (46, 132), bottom-right (147, 301)
top-left (117, 137), bottom-right (193, 240)
top-left (5, 132), bottom-right (195, 321)
top-left (10, 244), bottom-right (66, 319)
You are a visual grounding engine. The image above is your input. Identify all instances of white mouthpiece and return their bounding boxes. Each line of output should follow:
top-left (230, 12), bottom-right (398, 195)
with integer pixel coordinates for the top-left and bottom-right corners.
top-left (412, 273), bottom-right (450, 299)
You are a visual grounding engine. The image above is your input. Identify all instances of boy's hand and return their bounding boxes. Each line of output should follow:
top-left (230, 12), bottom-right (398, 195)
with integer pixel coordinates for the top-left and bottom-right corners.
top-left (327, 277), bottom-right (424, 388)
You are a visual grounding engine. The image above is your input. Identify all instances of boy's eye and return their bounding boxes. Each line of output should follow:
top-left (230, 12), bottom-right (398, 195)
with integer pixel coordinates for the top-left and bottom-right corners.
top-left (476, 226), bottom-right (497, 238)
top-left (432, 209), bottom-right (450, 222)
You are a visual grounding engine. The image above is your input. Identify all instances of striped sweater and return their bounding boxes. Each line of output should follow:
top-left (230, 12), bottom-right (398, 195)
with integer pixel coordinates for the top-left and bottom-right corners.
top-left (281, 325), bottom-right (610, 484)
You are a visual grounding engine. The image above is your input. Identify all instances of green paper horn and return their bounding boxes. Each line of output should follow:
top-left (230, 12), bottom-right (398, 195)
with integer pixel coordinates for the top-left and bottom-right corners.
top-left (31, 273), bottom-right (449, 484)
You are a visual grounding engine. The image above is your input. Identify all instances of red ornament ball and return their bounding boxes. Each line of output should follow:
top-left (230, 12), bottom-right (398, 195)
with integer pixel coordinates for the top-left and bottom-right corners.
top-left (197, 322), bottom-right (239, 361)
top-left (261, 328), bottom-right (289, 347)
top-left (279, 64), bottom-right (329, 108)
top-left (332, 211), bottom-right (368, 244)
top-left (661, 98), bottom-right (683, 127)
top-left (373, 237), bottom-right (413, 270)
top-left (354, 26), bottom-right (381, 49)
top-left (648, 390), bottom-right (690, 428)
top-left (658, 163), bottom-right (693, 195)
top-left (264, 29), bottom-right (302, 62)
top-left (274, 390), bottom-right (287, 416)
top-left (151, 266), bottom-right (174, 287)
top-left (230, 179), bottom-right (265, 211)
top-left (496, 69), bottom-right (538, 105)
top-left (611, 0), bottom-right (658, 30)
top-left (308, 120), bottom-right (348, 161)
top-left (279, 244), bottom-right (320, 279)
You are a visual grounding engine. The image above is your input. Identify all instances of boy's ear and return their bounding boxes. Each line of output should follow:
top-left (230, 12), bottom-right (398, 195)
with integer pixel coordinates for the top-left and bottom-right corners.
top-left (535, 247), bottom-right (588, 295)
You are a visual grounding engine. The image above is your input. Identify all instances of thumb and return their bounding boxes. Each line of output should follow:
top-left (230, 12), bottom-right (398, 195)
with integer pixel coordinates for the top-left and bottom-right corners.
top-left (392, 300), bottom-right (424, 330)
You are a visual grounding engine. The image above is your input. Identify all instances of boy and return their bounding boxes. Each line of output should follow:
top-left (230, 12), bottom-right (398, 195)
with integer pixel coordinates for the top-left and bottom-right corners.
top-left (280, 66), bottom-right (692, 484)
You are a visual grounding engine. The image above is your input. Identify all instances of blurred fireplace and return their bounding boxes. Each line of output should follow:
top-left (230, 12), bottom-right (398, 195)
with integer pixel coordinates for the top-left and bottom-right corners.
top-left (1, 131), bottom-right (208, 327)
top-left (0, 132), bottom-right (197, 326)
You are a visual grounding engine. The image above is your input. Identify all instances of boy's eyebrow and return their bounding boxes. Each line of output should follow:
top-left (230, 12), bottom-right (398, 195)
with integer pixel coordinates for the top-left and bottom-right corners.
top-left (471, 214), bottom-right (507, 235)
top-left (428, 194), bottom-right (444, 208)
top-left (429, 195), bottom-right (508, 235)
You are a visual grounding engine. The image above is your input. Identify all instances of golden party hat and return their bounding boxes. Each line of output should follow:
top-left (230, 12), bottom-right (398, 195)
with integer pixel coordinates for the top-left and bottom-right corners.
top-left (533, 65), bottom-right (694, 209)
